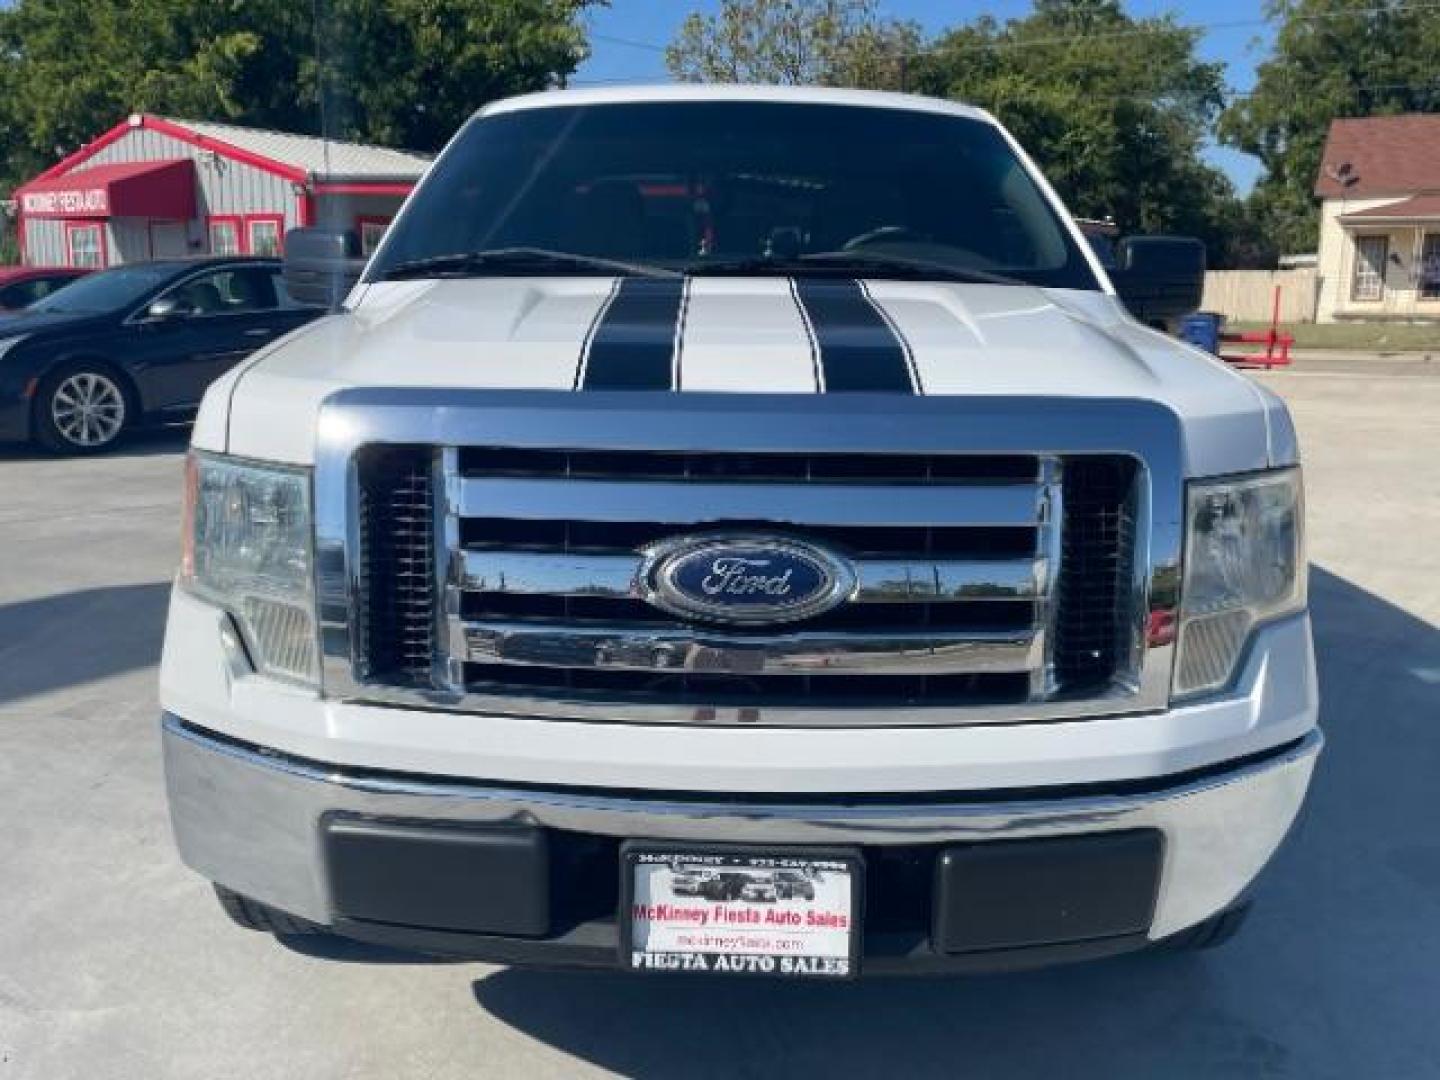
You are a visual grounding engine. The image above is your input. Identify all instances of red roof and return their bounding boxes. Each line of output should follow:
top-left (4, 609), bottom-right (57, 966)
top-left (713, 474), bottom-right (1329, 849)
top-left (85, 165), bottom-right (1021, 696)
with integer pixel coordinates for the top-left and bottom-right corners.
top-left (14, 159), bottom-right (196, 219)
top-left (1314, 115), bottom-right (1440, 199)
top-left (1340, 194), bottom-right (1440, 221)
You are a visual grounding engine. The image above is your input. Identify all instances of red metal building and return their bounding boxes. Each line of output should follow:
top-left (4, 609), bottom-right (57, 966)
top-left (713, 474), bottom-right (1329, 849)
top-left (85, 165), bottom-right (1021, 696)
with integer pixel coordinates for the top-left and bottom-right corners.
top-left (10, 114), bottom-right (430, 268)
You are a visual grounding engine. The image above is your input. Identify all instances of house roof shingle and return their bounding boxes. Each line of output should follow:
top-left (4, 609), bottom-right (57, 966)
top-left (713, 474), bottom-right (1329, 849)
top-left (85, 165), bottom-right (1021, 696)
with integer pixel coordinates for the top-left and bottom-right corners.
top-left (1314, 114), bottom-right (1440, 199)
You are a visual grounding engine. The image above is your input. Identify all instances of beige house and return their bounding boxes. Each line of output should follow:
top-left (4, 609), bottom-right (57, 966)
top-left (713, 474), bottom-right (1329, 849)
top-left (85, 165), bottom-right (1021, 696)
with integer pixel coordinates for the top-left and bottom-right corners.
top-left (1314, 114), bottom-right (1440, 323)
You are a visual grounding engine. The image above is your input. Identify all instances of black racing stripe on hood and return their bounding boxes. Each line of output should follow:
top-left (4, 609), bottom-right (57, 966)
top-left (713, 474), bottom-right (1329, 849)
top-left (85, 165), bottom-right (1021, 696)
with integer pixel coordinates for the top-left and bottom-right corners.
top-left (577, 277), bottom-right (686, 390)
top-left (792, 278), bottom-right (918, 393)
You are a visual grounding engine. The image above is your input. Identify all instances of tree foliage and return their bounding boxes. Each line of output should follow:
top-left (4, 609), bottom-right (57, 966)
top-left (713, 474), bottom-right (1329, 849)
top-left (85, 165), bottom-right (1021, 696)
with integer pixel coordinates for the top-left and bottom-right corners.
top-left (318, 0), bottom-right (599, 151)
top-left (912, 0), bottom-right (1237, 255)
top-left (666, 0), bottom-right (921, 88)
top-left (0, 0), bottom-right (598, 194)
top-left (1219, 0), bottom-right (1440, 253)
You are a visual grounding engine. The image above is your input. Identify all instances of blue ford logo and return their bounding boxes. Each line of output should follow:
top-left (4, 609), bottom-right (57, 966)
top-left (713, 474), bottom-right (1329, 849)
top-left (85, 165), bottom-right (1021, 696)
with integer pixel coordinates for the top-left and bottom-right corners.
top-left (641, 535), bottom-right (854, 625)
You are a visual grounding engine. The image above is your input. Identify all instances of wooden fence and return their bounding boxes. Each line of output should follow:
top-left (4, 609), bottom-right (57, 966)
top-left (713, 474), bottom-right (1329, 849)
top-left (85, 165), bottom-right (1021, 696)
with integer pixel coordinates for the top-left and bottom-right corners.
top-left (1200, 269), bottom-right (1320, 324)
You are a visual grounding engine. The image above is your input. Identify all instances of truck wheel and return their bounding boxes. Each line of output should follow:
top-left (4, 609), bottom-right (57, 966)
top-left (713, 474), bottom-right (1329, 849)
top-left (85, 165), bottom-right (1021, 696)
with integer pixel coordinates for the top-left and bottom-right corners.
top-left (33, 363), bottom-right (133, 454)
top-left (214, 885), bottom-right (324, 936)
top-left (1155, 902), bottom-right (1251, 953)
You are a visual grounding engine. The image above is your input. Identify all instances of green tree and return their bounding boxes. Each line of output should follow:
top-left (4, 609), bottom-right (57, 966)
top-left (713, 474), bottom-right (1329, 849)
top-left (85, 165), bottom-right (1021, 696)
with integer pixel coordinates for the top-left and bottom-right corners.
top-left (320, 0), bottom-right (599, 152)
top-left (911, 0), bottom-right (1244, 261)
top-left (0, 0), bottom-right (598, 197)
top-left (665, 0), bottom-right (921, 89)
top-left (1219, 0), bottom-right (1440, 254)
top-left (0, 0), bottom-right (270, 193)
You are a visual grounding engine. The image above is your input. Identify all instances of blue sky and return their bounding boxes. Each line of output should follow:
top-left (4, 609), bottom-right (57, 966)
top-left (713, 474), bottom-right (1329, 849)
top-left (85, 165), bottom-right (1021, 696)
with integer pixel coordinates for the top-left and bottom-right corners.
top-left (576, 0), bottom-right (1273, 191)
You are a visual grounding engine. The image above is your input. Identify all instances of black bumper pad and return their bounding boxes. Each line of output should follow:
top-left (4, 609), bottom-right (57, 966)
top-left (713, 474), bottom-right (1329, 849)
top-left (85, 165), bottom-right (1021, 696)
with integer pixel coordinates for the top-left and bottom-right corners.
top-left (933, 829), bottom-right (1163, 953)
top-left (323, 816), bottom-right (550, 937)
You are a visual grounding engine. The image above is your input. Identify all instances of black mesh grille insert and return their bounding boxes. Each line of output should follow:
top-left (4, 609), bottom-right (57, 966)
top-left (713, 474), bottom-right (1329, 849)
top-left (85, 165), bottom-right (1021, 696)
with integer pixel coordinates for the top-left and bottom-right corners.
top-left (463, 664), bottom-right (1030, 709)
top-left (1053, 456), bottom-right (1139, 692)
top-left (357, 446), bottom-right (435, 685)
top-left (458, 447), bottom-right (1039, 484)
top-left (460, 592), bottom-right (1035, 633)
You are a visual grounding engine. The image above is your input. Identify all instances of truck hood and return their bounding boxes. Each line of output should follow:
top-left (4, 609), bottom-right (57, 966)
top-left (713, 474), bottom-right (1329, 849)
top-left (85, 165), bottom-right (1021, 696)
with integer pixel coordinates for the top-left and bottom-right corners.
top-left (205, 277), bottom-right (1293, 475)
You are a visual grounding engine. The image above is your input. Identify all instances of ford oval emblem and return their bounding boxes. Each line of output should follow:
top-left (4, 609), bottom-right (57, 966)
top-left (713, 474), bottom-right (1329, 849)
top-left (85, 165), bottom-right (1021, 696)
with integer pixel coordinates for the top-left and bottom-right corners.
top-left (640, 534), bottom-right (855, 625)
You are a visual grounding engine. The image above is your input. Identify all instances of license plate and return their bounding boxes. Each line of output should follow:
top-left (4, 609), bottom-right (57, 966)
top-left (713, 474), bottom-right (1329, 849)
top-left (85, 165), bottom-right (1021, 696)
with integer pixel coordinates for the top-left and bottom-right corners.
top-left (622, 844), bottom-right (861, 978)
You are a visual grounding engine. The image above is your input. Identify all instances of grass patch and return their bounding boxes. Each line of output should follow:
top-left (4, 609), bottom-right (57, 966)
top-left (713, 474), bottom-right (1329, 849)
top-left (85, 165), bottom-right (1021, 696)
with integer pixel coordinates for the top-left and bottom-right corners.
top-left (1227, 322), bottom-right (1440, 351)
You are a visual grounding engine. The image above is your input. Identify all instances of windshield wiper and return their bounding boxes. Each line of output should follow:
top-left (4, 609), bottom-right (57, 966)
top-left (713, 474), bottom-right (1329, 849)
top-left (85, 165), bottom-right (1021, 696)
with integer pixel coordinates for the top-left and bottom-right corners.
top-left (376, 247), bottom-right (680, 281)
top-left (689, 250), bottom-right (1031, 288)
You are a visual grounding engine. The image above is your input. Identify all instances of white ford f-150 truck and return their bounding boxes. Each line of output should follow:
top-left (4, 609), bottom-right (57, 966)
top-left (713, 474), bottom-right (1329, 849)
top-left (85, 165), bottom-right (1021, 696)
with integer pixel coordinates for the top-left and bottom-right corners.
top-left (161, 85), bottom-right (1320, 979)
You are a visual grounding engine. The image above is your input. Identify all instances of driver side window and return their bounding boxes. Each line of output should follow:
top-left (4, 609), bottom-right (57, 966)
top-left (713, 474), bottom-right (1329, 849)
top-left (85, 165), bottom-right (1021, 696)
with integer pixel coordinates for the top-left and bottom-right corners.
top-left (156, 268), bottom-right (280, 318)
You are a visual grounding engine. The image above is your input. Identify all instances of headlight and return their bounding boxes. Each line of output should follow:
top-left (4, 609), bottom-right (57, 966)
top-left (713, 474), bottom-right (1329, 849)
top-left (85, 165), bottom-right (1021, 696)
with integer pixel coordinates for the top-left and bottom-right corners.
top-left (180, 451), bottom-right (318, 686)
top-left (1173, 467), bottom-right (1305, 697)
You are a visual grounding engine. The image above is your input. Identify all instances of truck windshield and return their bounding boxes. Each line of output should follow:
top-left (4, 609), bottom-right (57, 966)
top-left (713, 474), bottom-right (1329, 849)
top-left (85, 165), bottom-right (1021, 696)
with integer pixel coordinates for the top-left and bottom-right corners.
top-left (369, 101), bottom-right (1100, 291)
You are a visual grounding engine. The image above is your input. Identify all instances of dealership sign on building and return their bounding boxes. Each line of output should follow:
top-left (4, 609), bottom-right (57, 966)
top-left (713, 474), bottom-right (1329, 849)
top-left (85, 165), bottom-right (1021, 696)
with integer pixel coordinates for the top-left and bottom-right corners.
top-left (20, 186), bottom-right (110, 217)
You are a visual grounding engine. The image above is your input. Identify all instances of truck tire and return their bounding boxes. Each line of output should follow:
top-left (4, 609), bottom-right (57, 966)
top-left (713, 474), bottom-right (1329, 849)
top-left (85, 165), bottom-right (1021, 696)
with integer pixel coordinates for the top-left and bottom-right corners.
top-left (214, 885), bottom-right (324, 936)
top-left (33, 361), bottom-right (134, 455)
top-left (1155, 902), bottom-right (1252, 953)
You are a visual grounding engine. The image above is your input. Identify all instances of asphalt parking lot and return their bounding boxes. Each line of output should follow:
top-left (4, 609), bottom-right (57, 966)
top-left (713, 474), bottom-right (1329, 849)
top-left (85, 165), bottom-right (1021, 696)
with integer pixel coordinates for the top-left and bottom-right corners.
top-left (2, 355), bottom-right (1438, 1079)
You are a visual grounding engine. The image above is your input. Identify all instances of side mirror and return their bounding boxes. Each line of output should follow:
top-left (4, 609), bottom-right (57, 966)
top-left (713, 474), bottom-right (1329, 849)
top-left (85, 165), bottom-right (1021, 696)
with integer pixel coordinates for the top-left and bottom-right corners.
top-left (1109, 236), bottom-right (1206, 331)
top-left (283, 228), bottom-right (365, 310)
top-left (146, 295), bottom-right (189, 320)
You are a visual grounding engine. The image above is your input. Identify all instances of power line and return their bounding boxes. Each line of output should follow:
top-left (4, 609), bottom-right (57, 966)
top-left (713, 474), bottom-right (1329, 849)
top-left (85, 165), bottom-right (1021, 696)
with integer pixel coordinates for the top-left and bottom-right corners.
top-left (592, 32), bottom-right (669, 55)
top-left (564, 73), bottom-right (1440, 106)
top-left (589, 1), bottom-right (1440, 64)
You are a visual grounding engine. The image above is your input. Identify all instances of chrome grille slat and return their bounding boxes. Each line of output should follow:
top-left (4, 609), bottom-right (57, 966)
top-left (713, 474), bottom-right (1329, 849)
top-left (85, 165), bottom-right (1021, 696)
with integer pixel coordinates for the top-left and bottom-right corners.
top-left (454, 550), bottom-right (1044, 603)
top-left (454, 477), bottom-right (1044, 528)
top-left (456, 620), bottom-right (1038, 677)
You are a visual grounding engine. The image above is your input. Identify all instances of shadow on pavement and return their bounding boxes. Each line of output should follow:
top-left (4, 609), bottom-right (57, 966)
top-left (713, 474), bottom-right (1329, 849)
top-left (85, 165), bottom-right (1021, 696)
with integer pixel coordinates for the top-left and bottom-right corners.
top-left (468, 565), bottom-right (1440, 1078)
top-left (0, 581), bottom-right (171, 706)
top-left (278, 934), bottom-right (466, 966)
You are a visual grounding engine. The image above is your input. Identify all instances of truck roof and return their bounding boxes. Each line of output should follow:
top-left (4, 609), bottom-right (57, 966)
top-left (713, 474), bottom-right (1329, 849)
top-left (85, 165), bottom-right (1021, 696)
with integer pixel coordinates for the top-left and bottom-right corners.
top-left (479, 84), bottom-right (994, 125)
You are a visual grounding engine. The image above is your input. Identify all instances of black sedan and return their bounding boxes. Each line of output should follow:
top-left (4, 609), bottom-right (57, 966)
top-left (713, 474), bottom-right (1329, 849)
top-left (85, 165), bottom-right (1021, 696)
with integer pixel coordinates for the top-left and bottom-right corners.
top-left (0, 257), bottom-right (322, 454)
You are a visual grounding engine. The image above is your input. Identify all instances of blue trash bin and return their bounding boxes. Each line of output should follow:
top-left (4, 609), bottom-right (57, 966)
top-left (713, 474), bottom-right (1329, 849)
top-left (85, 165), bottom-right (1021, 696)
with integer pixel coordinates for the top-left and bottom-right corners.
top-left (1179, 312), bottom-right (1223, 354)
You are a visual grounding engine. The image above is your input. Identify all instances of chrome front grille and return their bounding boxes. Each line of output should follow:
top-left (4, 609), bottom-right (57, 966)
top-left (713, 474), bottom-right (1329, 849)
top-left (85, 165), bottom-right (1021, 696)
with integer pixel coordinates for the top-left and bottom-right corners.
top-left (354, 444), bottom-right (1138, 721)
top-left (322, 390), bottom-right (1178, 728)
top-left (447, 447), bottom-right (1059, 709)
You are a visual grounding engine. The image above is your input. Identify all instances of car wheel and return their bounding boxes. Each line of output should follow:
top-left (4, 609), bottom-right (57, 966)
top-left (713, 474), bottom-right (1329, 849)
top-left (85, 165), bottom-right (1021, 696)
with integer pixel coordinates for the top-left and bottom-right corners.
top-left (34, 363), bottom-right (132, 454)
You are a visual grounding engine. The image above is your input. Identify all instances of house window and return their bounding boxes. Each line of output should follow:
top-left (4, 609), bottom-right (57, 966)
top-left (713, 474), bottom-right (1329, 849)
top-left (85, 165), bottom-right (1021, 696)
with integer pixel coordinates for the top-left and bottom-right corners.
top-left (358, 216), bottom-right (392, 256)
top-left (1351, 235), bottom-right (1388, 301)
top-left (247, 217), bottom-right (283, 257)
top-left (1422, 234), bottom-right (1440, 301)
top-left (66, 223), bottom-right (104, 268)
top-left (209, 218), bottom-right (241, 256)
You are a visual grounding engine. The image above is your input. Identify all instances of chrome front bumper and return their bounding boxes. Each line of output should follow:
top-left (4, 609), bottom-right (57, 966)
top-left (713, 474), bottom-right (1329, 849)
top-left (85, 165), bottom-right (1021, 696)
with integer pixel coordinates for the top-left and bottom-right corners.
top-left (163, 714), bottom-right (1321, 959)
